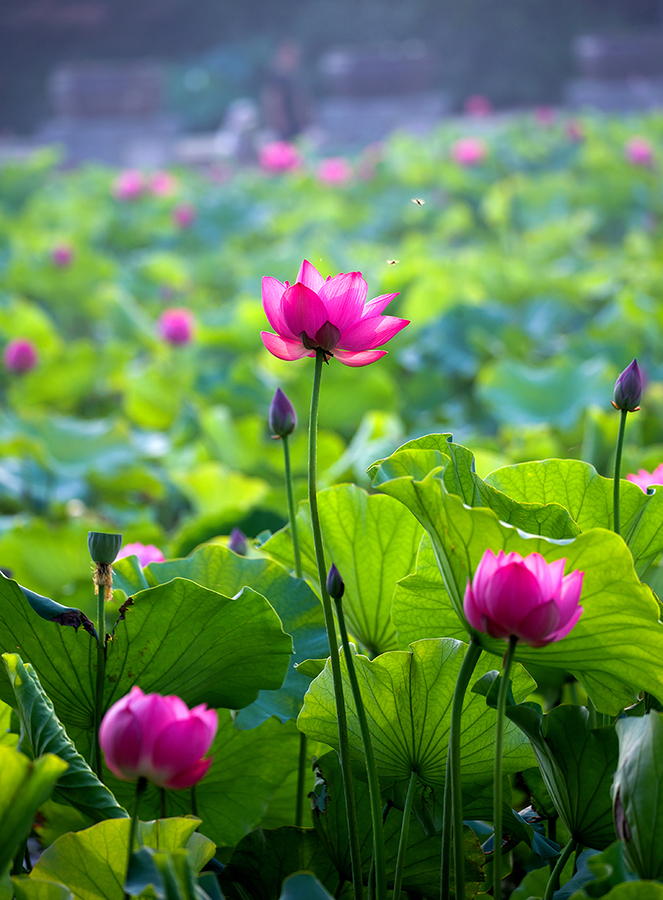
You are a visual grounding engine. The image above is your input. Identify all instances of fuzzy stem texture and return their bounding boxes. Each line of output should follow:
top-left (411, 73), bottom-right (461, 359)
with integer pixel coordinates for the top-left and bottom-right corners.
top-left (613, 407), bottom-right (628, 536)
top-left (308, 350), bottom-right (363, 899)
top-left (493, 635), bottom-right (518, 897)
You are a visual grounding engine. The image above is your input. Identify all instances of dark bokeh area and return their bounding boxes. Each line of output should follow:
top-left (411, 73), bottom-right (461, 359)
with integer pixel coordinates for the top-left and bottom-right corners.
top-left (2, 0), bottom-right (663, 133)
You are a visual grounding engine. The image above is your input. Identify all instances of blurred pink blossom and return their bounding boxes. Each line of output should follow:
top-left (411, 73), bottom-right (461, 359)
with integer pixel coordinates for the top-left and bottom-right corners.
top-left (172, 204), bottom-right (196, 228)
top-left (464, 94), bottom-right (492, 116)
top-left (625, 137), bottom-right (654, 167)
top-left (150, 170), bottom-right (178, 196)
top-left (317, 157), bottom-right (353, 186)
top-left (112, 169), bottom-right (145, 200)
top-left (116, 542), bottom-right (166, 567)
top-left (450, 137), bottom-right (488, 167)
top-left (534, 105), bottom-right (556, 126)
top-left (158, 308), bottom-right (195, 345)
top-left (52, 244), bottom-right (74, 267)
top-left (3, 338), bottom-right (38, 373)
top-left (259, 140), bottom-right (302, 174)
top-left (627, 464), bottom-right (663, 492)
top-left (566, 119), bottom-right (584, 142)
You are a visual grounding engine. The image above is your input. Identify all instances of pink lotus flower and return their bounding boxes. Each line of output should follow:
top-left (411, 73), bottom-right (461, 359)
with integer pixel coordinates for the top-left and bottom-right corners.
top-left (464, 94), bottom-right (492, 116)
top-left (627, 464), bottom-right (663, 492)
top-left (3, 338), bottom-right (38, 373)
top-left (112, 169), bottom-right (145, 201)
top-left (464, 549), bottom-right (584, 648)
top-left (625, 137), bottom-right (654, 167)
top-left (52, 244), bottom-right (74, 267)
top-left (317, 157), bottom-right (353, 186)
top-left (116, 542), bottom-right (166, 567)
top-left (259, 141), bottom-right (302, 174)
top-left (450, 137), bottom-right (488, 167)
top-left (534, 105), bottom-right (556, 126)
top-left (173, 204), bottom-right (196, 228)
top-left (158, 308), bottom-right (195, 345)
top-left (566, 119), bottom-right (584, 142)
top-left (150, 170), bottom-right (178, 197)
top-left (99, 686), bottom-right (217, 789)
top-left (260, 259), bottom-right (409, 367)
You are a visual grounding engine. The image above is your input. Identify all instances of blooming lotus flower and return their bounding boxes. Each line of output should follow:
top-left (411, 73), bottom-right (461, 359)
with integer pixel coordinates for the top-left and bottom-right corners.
top-left (158, 308), bottom-right (194, 345)
top-left (627, 464), bottom-right (663, 493)
top-left (99, 686), bottom-right (217, 789)
top-left (318, 157), bottom-right (352, 186)
top-left (612, 359), bottom-right (642, 412)
top-left (625, 137), bottom-right (654, 167)
top-left (450, 137), bottom-right (488, 167)
top-left (3, 338), bottom-right (38, 373)
top-left (112, 169), bottom-right (145, 200)
top-left (464, 94), bottom-right (492, 116)
top-left (260, 259), bottom-right (409, 367)
top-left (52, 244), bottom-right (74, 267)
top-left (116, 542), bottom-right (165, 567)
top-left (259, 141), bottom-right (302, 174)
top-left (464, 549), bottom-right (584, 648)
top-left (172, 204), bottom-right (196, 228)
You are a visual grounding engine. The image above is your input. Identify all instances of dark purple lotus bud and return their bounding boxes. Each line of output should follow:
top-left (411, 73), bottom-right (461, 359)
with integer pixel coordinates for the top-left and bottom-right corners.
top-left (228, 527), bottom-right (248, 556)
top-left (269, 388), bottom-right (297, 438)
top-left (326, 564), bottom-right (345, 601)
top-left (612, 359), bottom-right (642, 412)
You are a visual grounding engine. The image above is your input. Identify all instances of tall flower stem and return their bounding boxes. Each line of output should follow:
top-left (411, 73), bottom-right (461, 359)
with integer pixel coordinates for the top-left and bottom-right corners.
top-left (543, 836), bottom-right (577, 900)
top-left (93, 569), bottom-right (108, 779)
top-left (124, 777), bottom-right (147, 900)
top-left (440, 747), bottom-right (452, 899)
top-left (334, 596), bottom-right (387, 900)
top-left (393, 770), bottom-right (418, 900)
top-left (308, 350), bottom-right (363, 899)
top-left (282, 431), bottom-right (307, 827)
top-left (613, 408), bottom-right (628, 536)
top-left (447, 637), bottom-right (483, 900)
top-left (493, 635), bottom-right (518, 898)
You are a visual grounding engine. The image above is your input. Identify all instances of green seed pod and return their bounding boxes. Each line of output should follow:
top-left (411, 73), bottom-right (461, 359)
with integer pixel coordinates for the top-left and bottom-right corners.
top-left (87, 531), bottom-right (122, 564)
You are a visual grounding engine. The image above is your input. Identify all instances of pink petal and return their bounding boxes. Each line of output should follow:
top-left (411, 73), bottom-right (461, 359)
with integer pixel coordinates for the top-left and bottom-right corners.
top-left (556, 569), bottom-right (584, 624)
top-left (471, 549), bottom-right (502, 599)
top-left (338, 315), bottom-right (410, 351)
top-left (129, 692), bottom-right (188, 766)
top-left (161, 756), bottom-right (212, 790)
top-left (296, 260), bottom-right (325, 293)
top-left (281, 283), bottom-right (329, 340)
top-left (361, 293), bottom-right (399, 319)
top-left (100, 707), bottom-right (143, 780)
top-left (483, 613), bottom-right (511, 640)
top-left (189, 705), bottom-right (219, 745)
top-left (516, 599), bottom-right (561, 646)
top-left (261, 277), bottom-right (290, 336)
top-left (261, 332), bottom-right (314, 361)
top-left (318, 272), bottom-right (368, 332)
top-left (483, 562), bottom-right (544, 635)
top-left (463, 584), bottom-right (484, 631)
top-left (546, 605), bottom-right (584, 645)
top-left (522, 553), bottom-right (555, 599)
top-left (150, 715), bottom-right (216, 782)
top-left (332, 349), bottom-right (388, 367)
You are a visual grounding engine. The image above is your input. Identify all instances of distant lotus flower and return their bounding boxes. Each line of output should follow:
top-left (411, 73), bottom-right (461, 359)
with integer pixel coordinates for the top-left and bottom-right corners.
top-left (116, 542), bottom-right (165, 567)
top-left (317, 157), bottom-right (353, 186)
top-left (228, 528), bottom-right (248, 556)
top-left (566, 119), bottom-right (584, 142)
top-left (99, 686), bottom-right (217, 789)
top-left (150, 170), bottom-right (178, 196)
top-left (259, 141), bottom-right (302, 174)
top-left (627, 464), bottom-right (663, 493)
top-left (464, 549), bottom-right (584, 648)
top-left (51, 244), bottom-right (74, 267)
top-left (173, 204), bottom-right (196, 228)
top-left (269, 387), bottom-right (297, 437)
top-left (464, 94), bottom-right (492, 116)
top-left (112, 169), bottom-right (145, 200)
top-left (625, 137), bottom-right (654, 167)
top-left (3, 338), bottom-right (38, 373)
top-left (450, 137), bottom-right (488, 167)
top-left (612, 359), bottom-right (643, 412)
top-left (158, 308), bottom-right (195, 345)
top-left (534, 105), bottom-right (556, 126)
top-left (260, 259), bottom-right (409, 367)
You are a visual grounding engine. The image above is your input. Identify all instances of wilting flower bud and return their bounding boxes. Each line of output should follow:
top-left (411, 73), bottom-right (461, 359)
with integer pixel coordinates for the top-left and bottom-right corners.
top-left (326, 563), bottom-right (345, 601)
top-left (3, 338), bottom-right (38, 373)
top-left (612, 359), bottom-right (642, 412)
top-left (87, 531), bottom-right (122, 564)
top-left (464, 549), bottom-right (584, 647)
top-left (269, 388), bottom-right (297, 438)
top-left (228, 527), bottom-right (248, 556)
top-left (116, 542), bottom-right (165, 568)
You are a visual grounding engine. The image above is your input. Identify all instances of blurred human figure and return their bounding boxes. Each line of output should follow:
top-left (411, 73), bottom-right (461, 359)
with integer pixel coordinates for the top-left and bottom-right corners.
top-left (261, 40), bottom-right (311, 140)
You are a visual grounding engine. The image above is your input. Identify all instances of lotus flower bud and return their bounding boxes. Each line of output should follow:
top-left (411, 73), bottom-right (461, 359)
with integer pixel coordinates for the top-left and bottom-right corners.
top-left (450, 137), bottom-right (488, 167)
top-left (158, 308), bottom-right (194, 346)
top-left (318, 157), bottom-right (352, 186)
top-left (52, 244), bottom-right (74, 267)
top-left (112, 169), bottom-right (144, 200)
top-left (259, 141), bottom-right (302, 174)
top-left (116, 542), bottom-right (165, 568)
top-left (87, 531), bottom-right (122, 564)
top-left (228, 528), bottom-right (248, 556)
top-left (3, 338), bottom-right (38, 373)
top-left (326, 563), bottom-right (345, 601)
top-left (150, 170), bottom-right (178, 196)
top-left (612, 359), bottom-right (642, 412)
top-left (269, 388), bottom-right (297, 438)
top-left (625, 137), bottom-right (654, 168)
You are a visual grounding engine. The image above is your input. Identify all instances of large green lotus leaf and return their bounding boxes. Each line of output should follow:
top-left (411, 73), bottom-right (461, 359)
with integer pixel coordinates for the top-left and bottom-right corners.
top-left (134, 545), bottom-right (329, 729)
top-left (29, 817), bottom-right (212, 900)
top-left (0, 746), bottom-right (67, 877)
top-left (263, 484), bottom-right (425, 656)
top-left (0, 697), bottom-right (17, 748)
top-left (12, 878), bottom-right (73, 900)
top-left (279, 874), bottom-right (334, 900)
top-left (486, 459), bottom-right (663, 575)
top-left (2, 653), bottom-right (127, 822)
top-left (571, 885), bottom-right (663, 900)
top-left (298, 639), bottom-right (534, 787)
top-left (108, 713), bottom-right (301, 849)
top-left (0, 576), bottom-right (292, 732)
top-left (506, 704), bottom-right (618, 849)
top-left (370, 449), bottom-right (663, 714)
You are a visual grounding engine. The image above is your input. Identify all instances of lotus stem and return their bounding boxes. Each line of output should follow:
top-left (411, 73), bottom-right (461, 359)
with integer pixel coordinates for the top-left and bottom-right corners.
top-left (308, 349), bottom-right (363, 899)
top-left (124, 777), bottom-right (147, 900)
top-left (613, 407), bottom-right (628, 536)
top-left (543, 835), bottom-right (577, 900)
top-left (493, 635), bottom-right (518, 898)
top-left (93, 563), bottom-right (110, 779)
top-left (440, 746), bottom-right (452, 899)
top-left (393, 770), bottom-right (418, 900)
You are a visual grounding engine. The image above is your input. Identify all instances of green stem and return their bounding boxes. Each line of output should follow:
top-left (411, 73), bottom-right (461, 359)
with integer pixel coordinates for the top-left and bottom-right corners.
top-left (543, 836), bottom-right (577, 900)
top-left (124, 777), bottom-right (147, 900)
top-left (613, 407), bottom-right (628, 536)
top-left (493, 635), bottom-right (518, 899)
top-left (440, 746), bottom-right (452, 899)
top-left (190, 784), bottom-right (197, 817)
top-left (334, 596), bottom-right (387, 900)
top-left (448, 638), bottom-right (483, 900)
top-left (393, 770), bottom-right (418, 900)
top-left (94, 576), bottom-right (107, 779)
top-left (308, 350), bottom-right (363, 900)
top-left (282, 433), bottom-right (302, 579)
top-left (295, 732), bottom-right (307, 827)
